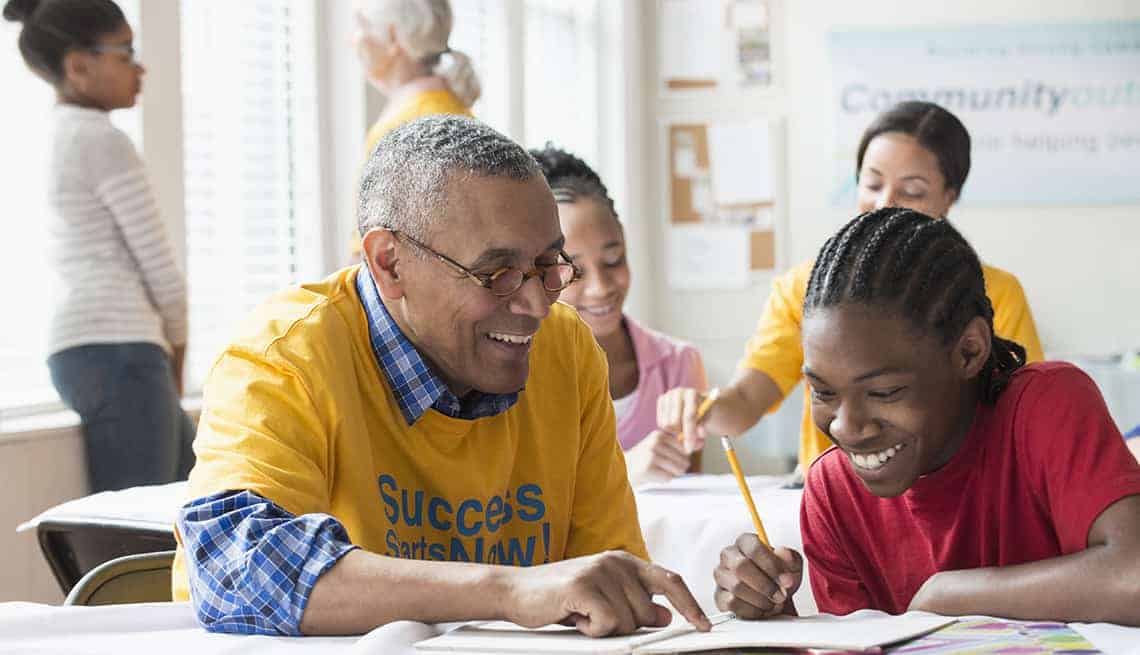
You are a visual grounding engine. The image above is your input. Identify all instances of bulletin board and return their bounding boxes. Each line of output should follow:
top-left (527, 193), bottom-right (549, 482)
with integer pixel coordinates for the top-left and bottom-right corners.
top-left (668, 121), bottom-right (777, 275)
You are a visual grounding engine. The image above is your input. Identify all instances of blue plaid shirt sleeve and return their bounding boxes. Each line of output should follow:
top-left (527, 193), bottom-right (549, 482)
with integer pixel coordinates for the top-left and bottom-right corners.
top-left (177, 490), bottom-right (358, 635)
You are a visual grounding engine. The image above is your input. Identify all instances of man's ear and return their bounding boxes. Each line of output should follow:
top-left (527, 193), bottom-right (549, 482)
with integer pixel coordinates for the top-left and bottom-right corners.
top-left (362, 228), bottom-right (404, 300)
top-left (953, 316), bottom-right (992, 380)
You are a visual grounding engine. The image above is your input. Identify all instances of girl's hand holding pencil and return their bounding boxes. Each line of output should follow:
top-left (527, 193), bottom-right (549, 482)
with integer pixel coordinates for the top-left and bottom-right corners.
top-left (657, 387), bottom-right (720, 454)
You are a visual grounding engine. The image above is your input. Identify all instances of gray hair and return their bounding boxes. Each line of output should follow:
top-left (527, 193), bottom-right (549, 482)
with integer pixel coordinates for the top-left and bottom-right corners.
top-left (358, 115), bottom-right (542, 240)
top-left (354, 0), bottom-right (481, 106)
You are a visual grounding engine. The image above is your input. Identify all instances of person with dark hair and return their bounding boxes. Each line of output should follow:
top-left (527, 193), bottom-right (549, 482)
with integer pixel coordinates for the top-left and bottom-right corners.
top-left (531, 144), bottom-right (707, 487)
top-left (659, 101), bottom-right (1043, 475)
top-left (5, 0), bottom-right (194, 491)
top-left (712, 207), bottom-right (1140, 624)
top-left (174, 116), bottom-right (710, 637)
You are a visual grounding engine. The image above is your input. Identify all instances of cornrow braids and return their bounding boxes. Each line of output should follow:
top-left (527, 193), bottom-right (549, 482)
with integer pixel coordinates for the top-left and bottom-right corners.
top-left (804, 207), bottom-right (1026, 403)
top-left (529, 143), bottom-right (619, 223)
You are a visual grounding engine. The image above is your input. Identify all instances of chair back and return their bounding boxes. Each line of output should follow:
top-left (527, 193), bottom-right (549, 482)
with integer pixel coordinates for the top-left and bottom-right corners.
top-left (63, 550), bottom-right (176, 606)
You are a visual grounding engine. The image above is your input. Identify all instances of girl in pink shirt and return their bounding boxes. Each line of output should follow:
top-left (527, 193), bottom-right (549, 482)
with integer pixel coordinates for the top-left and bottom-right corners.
top-left (531, 145), bottom-right (708, 487)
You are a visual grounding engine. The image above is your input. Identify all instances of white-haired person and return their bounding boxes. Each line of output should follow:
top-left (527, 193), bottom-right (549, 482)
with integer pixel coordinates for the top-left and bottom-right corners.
top-left (349, 0), bottom-right (481, 259)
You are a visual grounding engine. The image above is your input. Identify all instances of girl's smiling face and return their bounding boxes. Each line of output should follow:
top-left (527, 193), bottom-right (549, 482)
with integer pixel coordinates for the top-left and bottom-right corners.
top-left (802, 303), bottom-right (989, 497)
top-left (556, 198), bottom-right (629, 340)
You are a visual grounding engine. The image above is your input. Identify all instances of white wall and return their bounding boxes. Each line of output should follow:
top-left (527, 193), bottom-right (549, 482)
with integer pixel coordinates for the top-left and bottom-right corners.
top-left (0, 428), bottom-right (88, 603)
top-left (636, 0), bottom-right (1140, 470)
top-left (780, 0), bottom-right (1140, 356)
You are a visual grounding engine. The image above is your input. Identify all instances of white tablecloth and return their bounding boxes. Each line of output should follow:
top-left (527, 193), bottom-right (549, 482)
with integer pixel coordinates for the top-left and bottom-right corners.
top-left (635, 474), bottom-right (815, 615)
top-left (2, 601), bottom-right (1138, 654)
top-left (10, 477), bottom-right (1140, 654)
top-left (17, 476), bottom-right (806, 613)
top-left (16, 481), bottom-right (187, 534)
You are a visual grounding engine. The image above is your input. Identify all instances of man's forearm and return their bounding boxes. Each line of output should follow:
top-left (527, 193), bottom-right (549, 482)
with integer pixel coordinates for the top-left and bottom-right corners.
top-left (299, 549), bottom-right (514, 635)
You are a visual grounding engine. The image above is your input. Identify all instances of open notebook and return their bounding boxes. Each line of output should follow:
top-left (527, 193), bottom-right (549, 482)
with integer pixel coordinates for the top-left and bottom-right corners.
top-left (414, 611), bottom-right (955, 654)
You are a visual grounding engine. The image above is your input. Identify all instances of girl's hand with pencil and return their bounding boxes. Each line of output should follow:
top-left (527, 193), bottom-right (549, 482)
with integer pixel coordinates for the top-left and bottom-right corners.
top-left (657, 387), bottom-right (716, 453)
top-left (713, 534), bottom-right (803, 620)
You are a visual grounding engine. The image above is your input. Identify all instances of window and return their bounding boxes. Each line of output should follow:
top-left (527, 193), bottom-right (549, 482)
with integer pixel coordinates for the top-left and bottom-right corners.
top-left (0, 1), bottom-right (139, 418)
top-left (180, 0), bottom-right (322, 391)
top-left (1, 0), bottom-right (616, 420)
top-left (448, 0), bottom-right (510, 135)
top-left (523, 0), bottom-right (600, 165)
top-left (447, 0), bottom-right (601, 161)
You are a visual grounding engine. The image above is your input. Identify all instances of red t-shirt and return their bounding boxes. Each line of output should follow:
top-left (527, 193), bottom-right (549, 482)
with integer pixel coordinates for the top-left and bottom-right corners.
top-left (801, 362), bottom-right (1140, 615)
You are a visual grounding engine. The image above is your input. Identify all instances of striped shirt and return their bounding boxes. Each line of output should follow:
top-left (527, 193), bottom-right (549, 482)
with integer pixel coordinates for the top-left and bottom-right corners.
top-left (48, 104), bottom-right (187, 355)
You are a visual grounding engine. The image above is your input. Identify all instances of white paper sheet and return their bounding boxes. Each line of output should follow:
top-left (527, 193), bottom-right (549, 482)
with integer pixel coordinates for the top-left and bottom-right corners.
top-left (666, 224), bottom-right (749, 290)
top-left (414, 612), bottom-right (955, 654)
top-left (661, 0), bottom-right (722, 83)
top-left (637, 612), bottom-right (955, 653)
top-left (707, 120), bottom-right (774, 205)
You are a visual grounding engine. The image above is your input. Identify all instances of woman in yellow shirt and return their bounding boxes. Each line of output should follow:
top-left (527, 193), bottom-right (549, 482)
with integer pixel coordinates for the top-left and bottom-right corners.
top-left (350, 0), bottom-right (480, 258)
top-left (659, 101), bottom-right (1044, 474)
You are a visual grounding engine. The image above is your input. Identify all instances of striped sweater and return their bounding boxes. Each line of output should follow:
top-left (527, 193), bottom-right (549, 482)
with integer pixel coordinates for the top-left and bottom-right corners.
top-left (48, 104), bottom-right (187, 356)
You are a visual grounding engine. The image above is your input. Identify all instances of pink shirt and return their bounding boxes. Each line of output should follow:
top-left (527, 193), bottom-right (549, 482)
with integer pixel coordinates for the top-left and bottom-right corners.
top-left (617, 316), bottom-right (708, 450)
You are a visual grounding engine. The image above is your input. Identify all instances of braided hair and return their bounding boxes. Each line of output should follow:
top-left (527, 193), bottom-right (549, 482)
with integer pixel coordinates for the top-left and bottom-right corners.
top-left (804, 207), bottom-right (1026, 403)
top-left (4, 0), bottom-right (126, 86)
top-left (529, 143), bottom-right (618, 223)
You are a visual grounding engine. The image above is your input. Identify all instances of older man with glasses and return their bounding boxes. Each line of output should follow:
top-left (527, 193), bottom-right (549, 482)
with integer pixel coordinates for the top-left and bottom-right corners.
top-left (171, 115), bottom-right (710, 638)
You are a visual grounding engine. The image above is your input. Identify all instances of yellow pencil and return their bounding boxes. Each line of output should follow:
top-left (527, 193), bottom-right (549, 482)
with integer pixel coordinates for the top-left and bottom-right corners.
top-left (677, 389), bottom-right (720, 447)
top-left (682, 389), bottom-right (772, 548)
top-left (720, 435), bottom-right (772, 549)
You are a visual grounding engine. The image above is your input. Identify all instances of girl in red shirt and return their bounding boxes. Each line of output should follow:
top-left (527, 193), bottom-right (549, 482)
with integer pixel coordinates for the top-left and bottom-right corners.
top-left (713, 207), bottom-right (1140, 625)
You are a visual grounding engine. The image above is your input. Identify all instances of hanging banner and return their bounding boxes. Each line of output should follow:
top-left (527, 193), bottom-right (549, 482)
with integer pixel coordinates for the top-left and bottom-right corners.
top-left (829, 22), bottom-right (1140, 206)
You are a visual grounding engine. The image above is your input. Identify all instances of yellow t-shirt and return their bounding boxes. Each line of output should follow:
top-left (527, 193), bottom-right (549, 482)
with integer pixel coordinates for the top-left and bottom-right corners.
top-left (740, 258), bottom-right (1045, 473)
top-left (351, 88), bottom-right (473, 260)
top-left (364, 87), bottom-right (472, 157)
top-left (172, 266), bottom-right (646, 600)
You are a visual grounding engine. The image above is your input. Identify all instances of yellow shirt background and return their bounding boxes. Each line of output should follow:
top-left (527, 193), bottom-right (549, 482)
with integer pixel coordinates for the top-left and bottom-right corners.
top-left (364, 87), bottom-right (471, 156)
top-left (172, 266), bottom-right (646, 600)
top-left (351, 88), bottom-right (472, 260)
top-left (741, 258), bottom-right (1044, 473)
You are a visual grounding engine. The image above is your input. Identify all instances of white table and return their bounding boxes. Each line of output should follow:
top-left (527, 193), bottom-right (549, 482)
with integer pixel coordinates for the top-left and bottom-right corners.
top-left (634, 474), bottom-right (815, 615)
top-left (11, 477), bottom-right (1140, 654)
top-left (17, 476), bottom-right (807, 612)
top-left (3, 601), bottom-right (1139, 654)
top-left (0, 600), bottom-right (440, 654)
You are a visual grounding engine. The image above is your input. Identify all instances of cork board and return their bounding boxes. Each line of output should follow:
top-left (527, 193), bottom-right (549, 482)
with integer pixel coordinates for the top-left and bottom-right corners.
top-left (668, 122), bottom-right (776, 271)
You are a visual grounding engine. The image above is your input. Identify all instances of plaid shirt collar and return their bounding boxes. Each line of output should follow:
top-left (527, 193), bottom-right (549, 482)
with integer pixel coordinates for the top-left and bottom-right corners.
top-left (355, 265), bottom-right (518, 425)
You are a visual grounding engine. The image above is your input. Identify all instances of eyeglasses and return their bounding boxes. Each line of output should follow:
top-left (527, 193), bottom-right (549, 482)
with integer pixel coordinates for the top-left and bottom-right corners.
top-left (388, 229), bottom-right (581, 297)
top-left (88, 43), bottom-right (139, 64)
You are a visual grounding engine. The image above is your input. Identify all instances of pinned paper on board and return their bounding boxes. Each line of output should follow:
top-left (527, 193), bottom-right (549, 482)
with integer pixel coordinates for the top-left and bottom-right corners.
top-left (660, 0), bottom-right (773, 92)
top-left (668, 121), bottom-right (777, 281)
top-left (708, 120), bottom-right (774, 206)
top-left (732, 0), bottom-right (772, 86)
top-left (660, 0), bottom-right (721, 90)
top-left (666, 224), bottom-right (750, 291)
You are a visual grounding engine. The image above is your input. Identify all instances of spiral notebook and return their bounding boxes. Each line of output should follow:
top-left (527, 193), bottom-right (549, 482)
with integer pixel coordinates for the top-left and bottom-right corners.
top-left (413, 611), bottom-right (955, 654)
